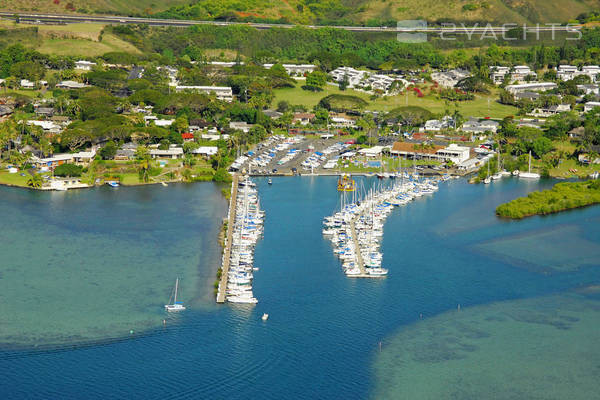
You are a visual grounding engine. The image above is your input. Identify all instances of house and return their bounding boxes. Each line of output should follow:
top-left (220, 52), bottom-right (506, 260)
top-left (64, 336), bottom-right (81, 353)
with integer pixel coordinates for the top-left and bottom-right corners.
top-left (191, 146), bottom-right (219, 157)
top-left (56, 80), bottom-right (90, 89)
top-left (421, 116), bottom-right (455, 132)
top-left (489, 65), bottom-right (536, 84)
top-left (153, 119), bottom-right (174, 127)
top-left (357, 146), bottom-right (386, 157)
top-left (329, 116), bottom-right (356, 128)
top-left (175, 86), bottom-right (233, 102)
top-left (514, 91), bottom-right (541, 101)
top-left (263, 110), bottom-right (283, 119)
top-left (584, 101), bottom-right (600, 113)
top-left (505, 82), bottom-right (557, 94)
top-left (568, 126), bottom-right (585, 141)
top-left (330, 67), bottom-right (370, 88)
top-left (431, 69), bottom-right (470, 88)
top-left (530, 104), bottom-right (571, 117)
top-left (557, 65), bottom-right (600, 82)
top-left (35, 107), bottom-right (54, 117)
top-left (31, 149), bottom-right (95, 169)
top-left (0, 105), bottom-right (13, 118)
top-left (114, 143), bottom-right (137, 161)
top-left (181, 132), bottom-right (195, 142)
top-left (262, 63), bottom-right (317, 76)
top-left (292, 112), bottom-right (315, 126)
top-left (20, 79), bottom-right (35, 89)
top-left (460, 118), bottom-right (499, 135)
top-left (75, 60), bottom-right (97, 71)
top-left (229, 121), bottom-right (253, 133)
top-left (577, 84), bottom-right (599, 95)
top-left (149, 147), bottom-right (184, 159)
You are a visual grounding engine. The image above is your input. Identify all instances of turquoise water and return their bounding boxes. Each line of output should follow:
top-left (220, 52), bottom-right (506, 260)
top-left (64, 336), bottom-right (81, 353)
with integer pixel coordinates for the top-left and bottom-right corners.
top-left (0, 177), bottom-right (599, 399)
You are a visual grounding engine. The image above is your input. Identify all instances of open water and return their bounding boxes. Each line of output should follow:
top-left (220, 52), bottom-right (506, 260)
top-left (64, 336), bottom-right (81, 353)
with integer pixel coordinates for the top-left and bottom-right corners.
top-left (0, 177), bottom-right (598, 399)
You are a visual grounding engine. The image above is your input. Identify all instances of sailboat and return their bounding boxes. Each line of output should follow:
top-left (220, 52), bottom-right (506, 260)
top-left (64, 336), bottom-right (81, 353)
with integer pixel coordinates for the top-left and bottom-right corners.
top-left (492, 145), bottom-right (503, 180)
top-left (483, 161), bottom-right (491, 184)
top-left (165, 278), bottom-right (186, 312)
top-left (519, 151), bottom-right (540, 179)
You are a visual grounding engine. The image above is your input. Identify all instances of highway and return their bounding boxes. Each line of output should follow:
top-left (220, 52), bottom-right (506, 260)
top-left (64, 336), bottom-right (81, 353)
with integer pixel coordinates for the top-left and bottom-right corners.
top-left (0, 11), bottom-right (581, 33)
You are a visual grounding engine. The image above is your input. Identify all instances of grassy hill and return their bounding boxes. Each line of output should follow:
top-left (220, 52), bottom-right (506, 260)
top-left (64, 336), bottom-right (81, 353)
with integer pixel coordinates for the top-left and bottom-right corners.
top-left (0, 0), bottom-right (188, 16)
top-left (0, 0), bottom-right (598, 24)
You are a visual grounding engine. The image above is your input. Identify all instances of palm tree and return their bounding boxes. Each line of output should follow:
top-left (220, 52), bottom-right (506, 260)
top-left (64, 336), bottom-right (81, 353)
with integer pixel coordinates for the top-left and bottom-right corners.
top-left (27, 174), bottom-right (43, 188)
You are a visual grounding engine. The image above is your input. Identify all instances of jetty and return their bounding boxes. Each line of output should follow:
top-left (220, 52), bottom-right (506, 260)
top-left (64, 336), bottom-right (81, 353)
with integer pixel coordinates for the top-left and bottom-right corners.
top-left (216, 174), bottom-right (239, 303)
top-left (217, 175), bottom-right (264, 304)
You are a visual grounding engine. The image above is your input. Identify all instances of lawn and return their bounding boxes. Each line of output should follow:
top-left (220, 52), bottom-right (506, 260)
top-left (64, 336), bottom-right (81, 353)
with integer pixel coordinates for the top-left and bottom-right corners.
top-left (273, 84), bottom-right (517, 118)
top-left (549, 159), bottom-right (600, 179)
top-left (0, 171), bottom-right (29, 187)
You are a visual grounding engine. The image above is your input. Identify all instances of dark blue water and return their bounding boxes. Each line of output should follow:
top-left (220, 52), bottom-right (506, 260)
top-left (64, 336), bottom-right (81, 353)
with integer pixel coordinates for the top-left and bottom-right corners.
top-left (1, 177), bottom-right (599, 399)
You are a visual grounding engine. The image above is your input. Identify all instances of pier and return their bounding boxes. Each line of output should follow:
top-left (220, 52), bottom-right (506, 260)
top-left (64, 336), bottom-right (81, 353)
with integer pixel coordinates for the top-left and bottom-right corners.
top-left (348, 213), bottom-right (385, 279)
top-left (216, 174), bottom-right (239, 303)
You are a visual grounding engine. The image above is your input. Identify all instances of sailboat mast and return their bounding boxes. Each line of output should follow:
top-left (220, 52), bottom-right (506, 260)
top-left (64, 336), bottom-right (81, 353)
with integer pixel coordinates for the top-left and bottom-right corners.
top-left (174, 278), bottom-right (179, 303)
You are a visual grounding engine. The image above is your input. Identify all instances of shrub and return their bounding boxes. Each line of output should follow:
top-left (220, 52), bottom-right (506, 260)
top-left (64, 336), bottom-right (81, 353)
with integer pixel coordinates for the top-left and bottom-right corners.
top-left (54, 163), bottom-right (83, 177)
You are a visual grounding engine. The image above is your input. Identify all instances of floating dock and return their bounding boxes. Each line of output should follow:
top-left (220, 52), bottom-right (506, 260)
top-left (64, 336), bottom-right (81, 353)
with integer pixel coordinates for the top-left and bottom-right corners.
top-left (348, 213), bottom-right (386, 279)
top-left (216, 174), bottom-right (239, 303)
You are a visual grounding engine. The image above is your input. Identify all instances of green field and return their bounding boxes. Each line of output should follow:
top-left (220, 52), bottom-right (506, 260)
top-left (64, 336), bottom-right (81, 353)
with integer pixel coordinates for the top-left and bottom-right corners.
top-left (0, 171), bottom-right (29, 187)
top-left (274, 84), bottom-right (517, 118)
top-left (0, 21), bottom-right (141, 56)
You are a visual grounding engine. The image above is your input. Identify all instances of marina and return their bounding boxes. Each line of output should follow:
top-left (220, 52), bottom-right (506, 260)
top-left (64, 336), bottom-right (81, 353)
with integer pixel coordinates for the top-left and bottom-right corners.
top-left (217, 175), bottom-right (265, 304)
top-left (323, 173), bottom-right (440, 278)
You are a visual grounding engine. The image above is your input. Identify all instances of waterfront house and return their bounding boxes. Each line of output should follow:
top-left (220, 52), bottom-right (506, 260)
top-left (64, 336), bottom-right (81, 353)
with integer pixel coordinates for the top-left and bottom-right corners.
top-left (175, 86), bottom-right (233, 102)
top-left (32, 149), bottom-right (95, 169)
top-left (75, 60), bottom-right (97, 71)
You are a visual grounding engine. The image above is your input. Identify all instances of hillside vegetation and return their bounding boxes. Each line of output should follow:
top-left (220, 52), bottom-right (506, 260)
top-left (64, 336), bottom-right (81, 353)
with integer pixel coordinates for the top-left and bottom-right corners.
top-left (0, 0), bottom-right (598, 25)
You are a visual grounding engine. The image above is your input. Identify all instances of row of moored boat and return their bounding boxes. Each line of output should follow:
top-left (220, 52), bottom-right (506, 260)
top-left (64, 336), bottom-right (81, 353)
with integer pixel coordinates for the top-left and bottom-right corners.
top-left (223, 177), bottom-right (265, 304)
top-left (323, 176), bottom-right (440, 277)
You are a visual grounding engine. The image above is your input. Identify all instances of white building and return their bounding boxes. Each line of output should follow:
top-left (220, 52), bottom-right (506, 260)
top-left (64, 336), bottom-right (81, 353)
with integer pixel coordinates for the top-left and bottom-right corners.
top-left (422, 116), bottom-right (455, 132)
top-left (557, 65), bottom-right (600, 82)
top-left (489, 65), bottom-right (536, 84)
top-left (436, 144), bottom-right (471, 164)
top-left (192, 146), bottom-right (219, 156)
top-left (149, 147), bottom-right (183, 159)
top-left (20, 79), bottom-right (35, 89)
top-left (431, 69), bottom-right (470, 88)
top-left (505, 82), bottom-right (557, 94)
top-left (329, 116), bottom-right (356, 128)
top-left (56, 80), bottom-right (89, 89)
top-left (584, 101), bottom-right (600, 113)
top-left (263, 63), bottom-right (317, 76)
top-left (531, 104), bottom-right (571, 117)
top-left (175, 86), bottom-right (233, 102)
top-left (229, 121), bottom-right (253, 133)
top-left (460, 118), bottom-right (499, 135)
top-left (75, 60), bottom-right (97, 71)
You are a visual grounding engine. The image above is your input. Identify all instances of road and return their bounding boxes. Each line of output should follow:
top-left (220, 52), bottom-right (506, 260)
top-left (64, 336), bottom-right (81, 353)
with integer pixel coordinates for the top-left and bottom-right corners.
top-left (0, 11), bottom-right (581, 33)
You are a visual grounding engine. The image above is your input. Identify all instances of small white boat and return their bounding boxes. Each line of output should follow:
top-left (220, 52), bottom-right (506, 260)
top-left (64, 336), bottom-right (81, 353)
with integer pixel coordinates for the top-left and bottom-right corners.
top-left (107, 181), bottom-right (120, 187)
top-left (165, 277), bottom-right (186, 312)
top-left (267, 178), bottom-right (272, 185)
top-left (161, 182), bottom-right (168, 187)
top-left (512, 170), bottom-right (520, 176)
top-left (483, 177), bottom-right (491, 184)
top-left (261, 313), bottom-right (269, 321)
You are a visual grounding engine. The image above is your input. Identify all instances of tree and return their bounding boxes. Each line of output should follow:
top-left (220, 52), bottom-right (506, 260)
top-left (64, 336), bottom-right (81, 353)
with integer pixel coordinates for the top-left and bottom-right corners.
top-left (532, 136), bottom-right (553, 157)
top-left (27, 174), bottom-right (43, 188)
top-left (339, 74), bottom-right (349, 91)
top-left (276, 100), bottom-right (289, 112)
top-left (135, 145), bottom-right (151, 183)
top-left (54, 163), bottom-right (83, 177)
top-left (99, 141), bottom-right (117, 160)
top-left (172, 115), bottom-right (189, 133)
top-left (303, 71), bottom-right (327, 91)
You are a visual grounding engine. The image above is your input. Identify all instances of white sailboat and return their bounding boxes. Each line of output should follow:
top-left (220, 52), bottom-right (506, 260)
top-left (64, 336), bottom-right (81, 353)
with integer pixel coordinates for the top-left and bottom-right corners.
top-left (519, 151), bottom-right (540, 179)
top-left (165, 277), bottom-right (186, 312)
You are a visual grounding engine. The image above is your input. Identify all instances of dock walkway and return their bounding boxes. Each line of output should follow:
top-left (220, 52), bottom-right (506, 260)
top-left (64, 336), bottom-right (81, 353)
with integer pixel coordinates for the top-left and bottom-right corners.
top-left (216, 174), bottom-right (239, 303)
top-left (348, 214), bottom-right (385, 278)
